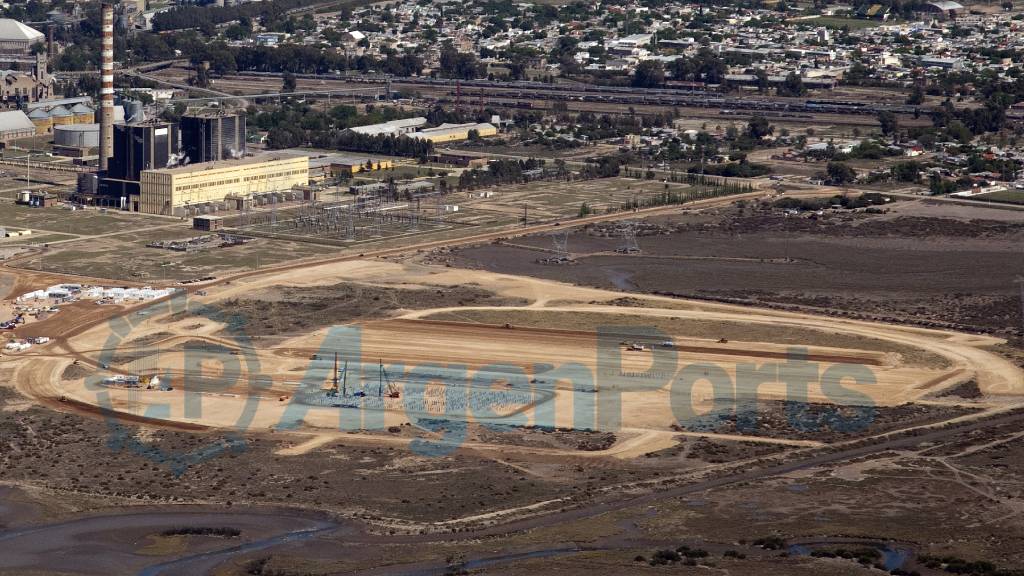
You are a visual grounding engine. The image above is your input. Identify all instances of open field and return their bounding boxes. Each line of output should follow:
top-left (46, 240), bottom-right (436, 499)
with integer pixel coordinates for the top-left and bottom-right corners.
top-left (975, 189), bottom-right (1024, 205)
top-left (14, 235), bottom-right (331, 283)
top-left (0, 203), bottom-right (173, 236)
top-left (5, 175), bottom-right (742, 281)
top-left (443, 199), bottom-right (1024, 336)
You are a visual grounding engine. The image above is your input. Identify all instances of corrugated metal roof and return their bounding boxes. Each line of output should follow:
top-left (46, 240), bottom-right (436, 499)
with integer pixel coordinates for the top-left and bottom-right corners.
top-left (0, 110), bottom-right (36, 132)
top-left (349, 117), bottom-right (427, 135)
top-left (25, 96), bottom-right (93, 111)
top-left (0, 19), bottom-right (43, 42)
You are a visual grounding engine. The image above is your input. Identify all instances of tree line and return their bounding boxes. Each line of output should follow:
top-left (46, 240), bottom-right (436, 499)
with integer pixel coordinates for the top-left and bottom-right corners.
top-left (456, 158), bottom-right (546, 189)
top-left (152, 0), bottom-right (353, 32)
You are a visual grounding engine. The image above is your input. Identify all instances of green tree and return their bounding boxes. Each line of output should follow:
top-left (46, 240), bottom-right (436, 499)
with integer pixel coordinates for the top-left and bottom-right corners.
top-left (891, 161), bottom-right (922, 182)
top-left (633, 60), bottom-right (665, 88)
top-left (282, 72), bottom-right (297, 93)
top-left (878, 111), bottom-right (898, 137)
top-left (778, 72), bottom-right (806, 97)
top-left (827, 162), bottom-right (856, 184)
top-left (747, 116), bottom-right (774, 140)
top-left (907, 85), bottom-right (925, 105)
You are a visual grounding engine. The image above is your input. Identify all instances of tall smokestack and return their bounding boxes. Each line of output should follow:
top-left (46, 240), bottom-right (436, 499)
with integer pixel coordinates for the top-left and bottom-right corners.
top-left (99, 2), bottom-right (114, 171)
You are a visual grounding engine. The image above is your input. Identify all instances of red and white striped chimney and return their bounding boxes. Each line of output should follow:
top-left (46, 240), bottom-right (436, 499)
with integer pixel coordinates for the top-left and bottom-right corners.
top-left (99, 2), bottom-right (114, 171)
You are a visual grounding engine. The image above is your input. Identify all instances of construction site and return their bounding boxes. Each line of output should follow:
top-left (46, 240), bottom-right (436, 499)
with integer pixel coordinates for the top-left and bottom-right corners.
top-left (3, 164), bottom-right (1024, 575)
top-left (2, 3), bottom-right (1024, 575)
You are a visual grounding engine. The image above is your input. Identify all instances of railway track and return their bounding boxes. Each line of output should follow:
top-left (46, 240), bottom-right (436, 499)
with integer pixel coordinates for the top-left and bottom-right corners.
top-left (224, 70), bottom-right (922, 116)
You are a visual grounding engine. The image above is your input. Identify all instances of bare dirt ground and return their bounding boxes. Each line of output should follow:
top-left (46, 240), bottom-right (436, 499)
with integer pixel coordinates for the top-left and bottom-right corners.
top-left (10, 259), bottom-right (1018, 455)
top-left (441, 199), bottom-right (1024, 337)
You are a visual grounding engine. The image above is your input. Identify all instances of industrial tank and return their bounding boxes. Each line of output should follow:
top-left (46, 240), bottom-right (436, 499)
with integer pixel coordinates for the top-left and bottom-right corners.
top-left (54, 123), bottom-right (100, 148)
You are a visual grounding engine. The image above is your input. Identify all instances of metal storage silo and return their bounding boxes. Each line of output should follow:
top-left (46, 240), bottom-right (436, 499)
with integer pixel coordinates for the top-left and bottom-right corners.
top-left (54, 123), bottom-right (100, 148)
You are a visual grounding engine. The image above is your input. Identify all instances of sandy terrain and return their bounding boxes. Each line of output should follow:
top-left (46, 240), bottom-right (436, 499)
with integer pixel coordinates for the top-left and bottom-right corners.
top-left (7, 258), bottom-right (1019, 462)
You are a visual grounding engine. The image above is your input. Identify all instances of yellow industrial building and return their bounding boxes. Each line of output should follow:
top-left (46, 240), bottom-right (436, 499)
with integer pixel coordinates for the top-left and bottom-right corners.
top-left (329, 157), bottom-right (394, 177)
top-left (135, 154), bottom-right (309, 215)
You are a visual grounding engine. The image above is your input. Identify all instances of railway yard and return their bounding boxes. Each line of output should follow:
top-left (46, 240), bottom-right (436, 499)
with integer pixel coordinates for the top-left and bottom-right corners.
top-left (141, 64), bottom-right (935, 128)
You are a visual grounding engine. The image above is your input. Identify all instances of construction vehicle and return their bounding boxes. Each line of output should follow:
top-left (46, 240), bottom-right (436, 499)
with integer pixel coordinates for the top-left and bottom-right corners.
top-left (1, 313), bottom-right (26, 329)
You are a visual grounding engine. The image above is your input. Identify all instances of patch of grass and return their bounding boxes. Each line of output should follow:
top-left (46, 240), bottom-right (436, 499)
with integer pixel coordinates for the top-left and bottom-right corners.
top-left (137, 534), bottom-right (189, 556)
top-left (0, 204), bottom-right (172, 235)
top-left (974, 189), bottom-right (1024, 205)
top-left (160, 526), bottom-right (241, 537)
top-left (3, 233), bottom-right (78, 245)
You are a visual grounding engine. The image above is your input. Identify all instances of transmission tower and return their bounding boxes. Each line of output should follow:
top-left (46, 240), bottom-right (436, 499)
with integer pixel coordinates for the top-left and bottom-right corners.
top-left (551, 231), bottom-right (569, 258)
top-left (618, 222), bottom-right (641, 254)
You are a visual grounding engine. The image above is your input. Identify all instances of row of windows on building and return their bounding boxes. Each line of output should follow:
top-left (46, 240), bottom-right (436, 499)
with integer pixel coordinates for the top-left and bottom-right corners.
top-left (174, 177), bottom-right (241, 192)
top-left (242, 169), bottom-right (306, 182)
top-left (170, 168), bottom-right (306, 193)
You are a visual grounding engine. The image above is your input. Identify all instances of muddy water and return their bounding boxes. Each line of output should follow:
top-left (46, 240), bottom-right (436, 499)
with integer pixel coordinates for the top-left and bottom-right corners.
top-left (0, 508), bottom-right (343, 575)
top-left (136, 521), bottom-right (338, 576)
top-left (0, 487), bottom-right (44, 530)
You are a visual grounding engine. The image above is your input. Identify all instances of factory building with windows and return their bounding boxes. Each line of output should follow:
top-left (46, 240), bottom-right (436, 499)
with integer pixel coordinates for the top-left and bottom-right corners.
top-left (135, 154), bottom-right (309, 215)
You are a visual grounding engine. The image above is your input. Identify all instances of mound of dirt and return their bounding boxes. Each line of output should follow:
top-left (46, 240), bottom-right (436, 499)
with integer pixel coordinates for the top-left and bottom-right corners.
top-left (934, 379), bottom-right (983, 400)
top-left (61, 363), bottom-right (91, 380)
